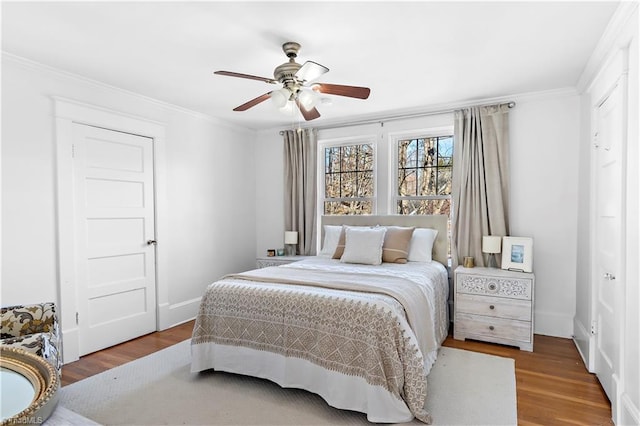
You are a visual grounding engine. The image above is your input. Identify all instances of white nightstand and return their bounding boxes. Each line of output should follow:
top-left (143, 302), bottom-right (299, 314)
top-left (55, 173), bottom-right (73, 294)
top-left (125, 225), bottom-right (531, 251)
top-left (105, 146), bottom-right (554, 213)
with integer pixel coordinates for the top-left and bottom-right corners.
top-left (454, 266), bottom-right (535, 351)
top-left (256, 255), bottom-right (311, 268)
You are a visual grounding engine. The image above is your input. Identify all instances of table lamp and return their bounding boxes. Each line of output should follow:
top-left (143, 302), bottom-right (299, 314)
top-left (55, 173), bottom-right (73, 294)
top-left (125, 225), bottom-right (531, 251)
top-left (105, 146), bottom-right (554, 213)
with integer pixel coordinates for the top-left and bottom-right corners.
top-left (284, 231), bottom-right (298, 256)
top-left (482, 235), bottom-right (502, 268)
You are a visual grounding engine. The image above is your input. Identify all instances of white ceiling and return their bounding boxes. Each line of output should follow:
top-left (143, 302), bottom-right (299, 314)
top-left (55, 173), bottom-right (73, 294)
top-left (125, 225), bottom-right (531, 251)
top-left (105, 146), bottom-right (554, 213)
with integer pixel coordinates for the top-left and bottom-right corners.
top-left (1, 1), bottom-right (619, 130)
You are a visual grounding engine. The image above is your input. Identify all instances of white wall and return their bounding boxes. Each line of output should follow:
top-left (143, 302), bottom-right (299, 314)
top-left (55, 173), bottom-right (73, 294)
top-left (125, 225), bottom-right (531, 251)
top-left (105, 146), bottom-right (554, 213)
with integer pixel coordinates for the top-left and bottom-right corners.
top-left (255, 91), bottom-right (580, 338)
top-left (1, 54), bottom-right (257, 328)
top-left (255, 129), bottom-right (285, 257)
top-left (509, 92), bottom-right (580, 337)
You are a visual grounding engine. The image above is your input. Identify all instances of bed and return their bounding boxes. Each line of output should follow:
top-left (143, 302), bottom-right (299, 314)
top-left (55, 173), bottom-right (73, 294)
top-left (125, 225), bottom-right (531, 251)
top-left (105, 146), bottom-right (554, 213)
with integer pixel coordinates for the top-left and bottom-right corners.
top-left (191, 215), bottom-right (449, 424)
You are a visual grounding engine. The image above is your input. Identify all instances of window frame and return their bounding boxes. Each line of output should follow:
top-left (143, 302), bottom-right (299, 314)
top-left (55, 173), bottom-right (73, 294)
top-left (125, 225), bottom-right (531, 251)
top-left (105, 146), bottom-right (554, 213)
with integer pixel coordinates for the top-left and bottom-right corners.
top-left (389, 127), bottom-right (454, 215)
top-left (318, 135), bottom-right (378, 216)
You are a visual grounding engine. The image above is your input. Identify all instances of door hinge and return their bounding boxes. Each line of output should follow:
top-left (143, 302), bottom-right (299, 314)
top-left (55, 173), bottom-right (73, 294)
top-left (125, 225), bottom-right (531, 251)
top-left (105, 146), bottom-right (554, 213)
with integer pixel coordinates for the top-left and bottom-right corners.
top-left (590, 320), bottom-right (597, 335)
top-left (76, 312), bottom-right (79, 325)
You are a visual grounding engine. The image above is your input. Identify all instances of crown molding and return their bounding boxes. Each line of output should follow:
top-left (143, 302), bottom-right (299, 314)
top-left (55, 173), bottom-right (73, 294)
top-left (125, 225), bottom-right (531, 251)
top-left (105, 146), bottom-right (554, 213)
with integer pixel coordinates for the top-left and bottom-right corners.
top-left (577, 1), bottom-right (639, 93)
top-left (1, 51), bottom-right (254, 135)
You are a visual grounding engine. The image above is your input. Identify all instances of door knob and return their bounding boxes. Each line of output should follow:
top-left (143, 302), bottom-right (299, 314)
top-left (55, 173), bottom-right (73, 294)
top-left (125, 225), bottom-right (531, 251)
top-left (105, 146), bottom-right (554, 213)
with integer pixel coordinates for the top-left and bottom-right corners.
top-left (603, 272), bottom-right (615, 280)
top-left (147, 240), bottom-right (157, 246)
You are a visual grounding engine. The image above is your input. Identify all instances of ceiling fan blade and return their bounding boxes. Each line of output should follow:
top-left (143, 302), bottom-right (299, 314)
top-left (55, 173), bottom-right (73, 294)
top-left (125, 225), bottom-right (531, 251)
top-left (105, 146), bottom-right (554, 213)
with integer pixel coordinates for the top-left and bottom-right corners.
top-left (233, 92), bottom-right (273, 111)
top-left (295, 99), bottom-right (321, 121)
top-left (312, 83), bottom-right (370, 99)
top-left (296, 61), bottom-right (329, 84)
top-left (214, 71), bottom-right (278, 85)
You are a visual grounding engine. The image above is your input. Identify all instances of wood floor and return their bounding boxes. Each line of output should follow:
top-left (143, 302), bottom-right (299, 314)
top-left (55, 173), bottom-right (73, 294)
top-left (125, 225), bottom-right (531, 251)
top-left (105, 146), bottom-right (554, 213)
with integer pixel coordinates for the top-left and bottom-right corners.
top-left (62, 321), bottom-right (613, 425)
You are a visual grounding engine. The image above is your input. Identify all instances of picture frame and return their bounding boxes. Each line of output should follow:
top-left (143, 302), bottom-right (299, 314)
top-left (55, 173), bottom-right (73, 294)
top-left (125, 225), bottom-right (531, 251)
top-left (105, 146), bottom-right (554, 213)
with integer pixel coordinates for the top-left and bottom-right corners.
top-left (267, 249), bottom-right (276, 257)
top-left (501, 237), bottom-right (533, 272)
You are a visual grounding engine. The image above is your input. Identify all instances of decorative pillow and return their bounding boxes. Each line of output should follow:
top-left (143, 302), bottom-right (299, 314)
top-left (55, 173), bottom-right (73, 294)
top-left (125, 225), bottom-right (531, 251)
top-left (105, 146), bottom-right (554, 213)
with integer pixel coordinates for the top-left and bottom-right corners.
top-left (381, 226), bottom-right (415, 264)
top-left (331, 225), bottom-right (373, 259)
top-left (319, 225), bottom-right (343, 256)
top-left (340, 227), bottom-right (387, 265)
top-left (407, 228), bottom-right (439, 262)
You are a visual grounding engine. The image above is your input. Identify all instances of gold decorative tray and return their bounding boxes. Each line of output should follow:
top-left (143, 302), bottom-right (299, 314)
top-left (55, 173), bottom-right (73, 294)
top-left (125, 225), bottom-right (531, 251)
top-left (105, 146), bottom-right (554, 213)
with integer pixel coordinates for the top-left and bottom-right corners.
top-left (0, 346), bottom-right (59, 425)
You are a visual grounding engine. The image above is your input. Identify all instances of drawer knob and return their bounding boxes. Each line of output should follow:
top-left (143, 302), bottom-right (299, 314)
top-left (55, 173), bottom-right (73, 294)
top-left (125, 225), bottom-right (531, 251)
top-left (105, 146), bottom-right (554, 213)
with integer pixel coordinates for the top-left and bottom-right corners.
top-left (489, 325), bottom-right (495, 331)
top-left (489, 305), bottom-right (495, 310)
top-left (488, 283), bottom-right (497, 291)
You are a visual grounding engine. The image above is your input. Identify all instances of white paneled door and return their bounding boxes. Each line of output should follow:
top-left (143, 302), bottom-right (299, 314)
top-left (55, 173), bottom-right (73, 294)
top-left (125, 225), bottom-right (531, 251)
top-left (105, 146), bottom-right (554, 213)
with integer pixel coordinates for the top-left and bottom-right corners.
top-left (73, 124), bottom-right (157, 356)
top-left (593, 81), bottom-right (624, 404)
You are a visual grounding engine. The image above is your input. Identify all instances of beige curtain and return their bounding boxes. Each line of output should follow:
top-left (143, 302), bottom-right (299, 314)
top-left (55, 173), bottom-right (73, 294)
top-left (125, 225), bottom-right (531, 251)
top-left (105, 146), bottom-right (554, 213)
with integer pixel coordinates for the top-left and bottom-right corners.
top-left (451, 104), bottom-right (510, 269)
top-left (283, 128), bottom-right (317, 255)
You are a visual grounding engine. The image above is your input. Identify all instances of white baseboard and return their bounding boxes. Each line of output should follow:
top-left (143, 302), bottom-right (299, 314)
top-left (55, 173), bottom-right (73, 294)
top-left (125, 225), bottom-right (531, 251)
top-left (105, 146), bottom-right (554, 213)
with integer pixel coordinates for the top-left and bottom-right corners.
top-left (621, 393), bottom-right (640, 426)
top-left (572, 317), bottom-right (593, 371)
top-left (162, 297), bottom-right (201, 330)
top-left (534, 310), bottom-right (574, 338)
top-left (61, 327), bottom-right (80, 364)
top-left (157, 302), bottom-right (171, 330)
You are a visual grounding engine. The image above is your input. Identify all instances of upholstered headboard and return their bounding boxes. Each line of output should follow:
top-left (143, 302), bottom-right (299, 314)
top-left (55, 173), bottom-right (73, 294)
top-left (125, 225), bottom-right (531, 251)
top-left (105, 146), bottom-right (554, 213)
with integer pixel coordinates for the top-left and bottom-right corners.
top-left (320, 215), bottom-right (449, 266)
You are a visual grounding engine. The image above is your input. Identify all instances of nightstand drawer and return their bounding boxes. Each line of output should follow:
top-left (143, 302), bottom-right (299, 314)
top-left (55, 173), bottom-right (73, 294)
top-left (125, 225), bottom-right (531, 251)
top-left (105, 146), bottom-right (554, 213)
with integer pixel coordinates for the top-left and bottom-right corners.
top-left (456, 293), bottom-right (532, 321)
top-left (455, 312), bottom-right (531, 343)
top-left (457, 273), bottom-right (532, 300)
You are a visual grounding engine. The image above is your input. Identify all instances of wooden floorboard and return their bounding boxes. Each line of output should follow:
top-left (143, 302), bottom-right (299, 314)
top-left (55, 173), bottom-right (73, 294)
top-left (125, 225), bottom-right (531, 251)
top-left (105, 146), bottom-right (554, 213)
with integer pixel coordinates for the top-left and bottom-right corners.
top-left (62, 321), bottom-right (613, 425)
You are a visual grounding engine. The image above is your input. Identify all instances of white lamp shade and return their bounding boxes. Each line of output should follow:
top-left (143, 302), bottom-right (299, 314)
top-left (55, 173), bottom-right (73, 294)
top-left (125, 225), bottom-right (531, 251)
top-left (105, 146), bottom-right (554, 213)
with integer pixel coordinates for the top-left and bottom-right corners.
top-left (284, 231), bottom-right (298, 244)
top-left (270, 88), bottom-right (290, 108)
top-left (482, 235), bottom-right (502, 254)
top-left (279, 100), bottom-right (296, 116)
top-left (297, 89), bottom-right (319, 110)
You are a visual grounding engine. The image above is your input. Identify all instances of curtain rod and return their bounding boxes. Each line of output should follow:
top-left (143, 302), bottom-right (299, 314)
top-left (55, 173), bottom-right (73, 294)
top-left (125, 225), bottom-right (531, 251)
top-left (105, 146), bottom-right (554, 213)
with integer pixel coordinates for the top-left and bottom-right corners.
top-left (279, 101), bottom-right (515, 135)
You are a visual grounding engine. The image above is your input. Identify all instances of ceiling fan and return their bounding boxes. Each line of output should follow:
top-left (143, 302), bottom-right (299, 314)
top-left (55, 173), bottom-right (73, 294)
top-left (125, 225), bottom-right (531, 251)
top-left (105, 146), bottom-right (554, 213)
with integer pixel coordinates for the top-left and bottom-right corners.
top-left (214, 42), bottom-right (371, 121)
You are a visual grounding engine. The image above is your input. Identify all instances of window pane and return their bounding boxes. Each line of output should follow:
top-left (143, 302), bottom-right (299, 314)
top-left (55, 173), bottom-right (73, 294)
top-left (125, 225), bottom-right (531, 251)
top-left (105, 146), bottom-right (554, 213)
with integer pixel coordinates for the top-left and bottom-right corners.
top-left (398, 169), bottom-right (417, 196)
top-left (341, 145), bottom-right (358, 172)
top-left (325, 147), bottom-right (340, 173)
top-left (359, 144), bottom-right (374, 171)
top-left (325, 173), bottom-right (340, 198)
top-left (407, 139), bottom-right (418, 168)
top-left (340, 172), bottom-right (356, 197)
top-left (397, 198), bottom-right (451, 216)
top-left (437, 166), bottom-right (452, 195)
top-left (438, 136), bottom-right (454, 163)
top-left (357, 171), bottom-right (373, 196)
top-left (398, 139), bottom-right (411, 169)
top-left (325, 201), bottom-right (372, 215)
top-left (419, 167), bottom-right (438, 196)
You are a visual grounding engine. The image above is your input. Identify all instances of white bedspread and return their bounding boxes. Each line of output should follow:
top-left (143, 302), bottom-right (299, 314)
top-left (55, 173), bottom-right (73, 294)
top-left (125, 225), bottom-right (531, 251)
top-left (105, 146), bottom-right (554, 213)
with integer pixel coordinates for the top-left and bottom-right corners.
top-left (191, 257), bottom-right (449, 423)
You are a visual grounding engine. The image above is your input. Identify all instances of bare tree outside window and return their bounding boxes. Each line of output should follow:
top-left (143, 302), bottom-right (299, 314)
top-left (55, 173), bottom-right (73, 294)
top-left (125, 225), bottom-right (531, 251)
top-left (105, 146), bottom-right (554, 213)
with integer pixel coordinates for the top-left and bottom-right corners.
top-left (397, 136), bottom-right (453, 215)
top-left (324, 143), bottom-right (374, 215)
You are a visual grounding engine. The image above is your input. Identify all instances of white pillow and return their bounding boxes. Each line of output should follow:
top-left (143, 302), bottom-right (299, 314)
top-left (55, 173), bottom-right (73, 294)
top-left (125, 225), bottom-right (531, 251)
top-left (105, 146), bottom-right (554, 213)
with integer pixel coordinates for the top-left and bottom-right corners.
top-left (319, 225), bottom-right (343, 256)
top-left (340, 227), bottom-right (387, 265)
top-left (407, 228), bottom-right (439, 262)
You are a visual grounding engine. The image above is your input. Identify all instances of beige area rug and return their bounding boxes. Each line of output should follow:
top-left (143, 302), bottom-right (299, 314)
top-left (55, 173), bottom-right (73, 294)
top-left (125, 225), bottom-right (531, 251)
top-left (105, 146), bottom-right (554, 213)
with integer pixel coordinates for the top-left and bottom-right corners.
top-left (59, 340), bottom-right (517, 425)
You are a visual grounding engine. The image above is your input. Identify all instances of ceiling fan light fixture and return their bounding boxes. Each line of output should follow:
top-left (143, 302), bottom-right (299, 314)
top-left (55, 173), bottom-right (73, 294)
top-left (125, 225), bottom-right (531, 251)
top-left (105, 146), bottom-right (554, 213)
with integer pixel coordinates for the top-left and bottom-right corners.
top-left (279, 100), bottom-right (296, 116)
top-left (297, 89), bottom-right (319, 110)
top-left (270, 88), bottom-right (291, 108)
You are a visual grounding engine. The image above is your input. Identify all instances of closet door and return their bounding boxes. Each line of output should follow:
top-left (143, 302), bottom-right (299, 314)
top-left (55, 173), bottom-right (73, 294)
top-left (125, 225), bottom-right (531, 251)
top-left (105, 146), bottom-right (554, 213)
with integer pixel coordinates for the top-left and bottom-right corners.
top-left (592, 79), bottom-right (625, 404)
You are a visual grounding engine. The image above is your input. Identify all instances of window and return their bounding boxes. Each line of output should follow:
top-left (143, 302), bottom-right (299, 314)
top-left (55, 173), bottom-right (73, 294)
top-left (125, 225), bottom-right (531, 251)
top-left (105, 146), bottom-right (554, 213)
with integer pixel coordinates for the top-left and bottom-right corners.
top-left (396, 135), bottom-right (453, 215)
top-left (323, 142), bottom-right (374, 215)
